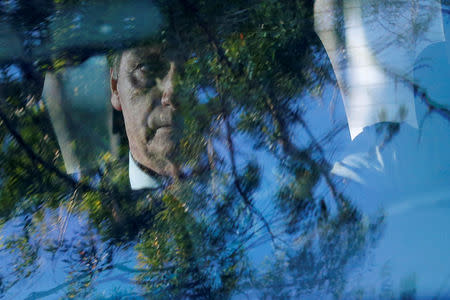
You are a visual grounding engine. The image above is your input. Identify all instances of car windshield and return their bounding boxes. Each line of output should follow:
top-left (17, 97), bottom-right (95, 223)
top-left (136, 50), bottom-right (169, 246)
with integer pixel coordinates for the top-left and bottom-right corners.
top-left (0, 0), bottom-right (449, 299)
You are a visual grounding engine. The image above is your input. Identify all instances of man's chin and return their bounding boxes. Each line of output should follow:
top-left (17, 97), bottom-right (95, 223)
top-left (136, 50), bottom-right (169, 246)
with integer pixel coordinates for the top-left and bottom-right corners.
top-left (150, 159), bottom-right (178, 178)
top-left (129, 130), bottom-right (179, 177)
top-left (140, 145), bottom-right (178, 178)
top-left (134, 152), bottom-right (178, 177)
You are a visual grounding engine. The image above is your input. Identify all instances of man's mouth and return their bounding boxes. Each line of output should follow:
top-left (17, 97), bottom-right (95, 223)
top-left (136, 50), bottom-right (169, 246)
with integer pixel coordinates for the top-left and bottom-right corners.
top-left (156, 126), bottom-right (172, 133)
top-left (145, 125), bottom-right (176, 156)
top-left (145, 125), bottom-right (172, 143)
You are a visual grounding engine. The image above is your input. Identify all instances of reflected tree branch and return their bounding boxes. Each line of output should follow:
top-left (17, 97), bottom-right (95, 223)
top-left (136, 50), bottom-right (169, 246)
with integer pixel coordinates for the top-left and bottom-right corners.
top-left (178, 0), bottom-right (233, 69)
top-left (0, 104), bottom-right (78, 189)
top-left (224, 115), bottom-right (279, 248)
top-left (0, 102), bottom-right (127, 225)
top-left (264, 96), bottom-right (344, 209)
top-left (384, 67), bottom-right (450, 121)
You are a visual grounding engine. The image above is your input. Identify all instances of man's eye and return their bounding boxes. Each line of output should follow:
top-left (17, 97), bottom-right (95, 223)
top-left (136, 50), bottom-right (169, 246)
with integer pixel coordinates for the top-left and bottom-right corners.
top-left (132, 61), bottom-right (170, 87)
top-left (136, 64), bottom-right (155, 76)
top-left (133, 64), bottom-right (157, 87)
top-left (138, 64), bottom-right (150, 73)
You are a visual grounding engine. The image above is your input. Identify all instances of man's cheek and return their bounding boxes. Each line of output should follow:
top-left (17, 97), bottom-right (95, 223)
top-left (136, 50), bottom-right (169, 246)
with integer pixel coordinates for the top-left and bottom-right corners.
top-left (145, 126), bottom-right (157, 143)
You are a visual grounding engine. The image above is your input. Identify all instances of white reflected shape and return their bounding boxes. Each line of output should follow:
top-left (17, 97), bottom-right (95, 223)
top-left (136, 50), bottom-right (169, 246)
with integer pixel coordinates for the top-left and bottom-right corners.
top-left (330, 146), bottom-right (385, 184)
top-left (42, 56), bottom-right (117, 174)
top-left (387, 189), bottom-right (450, 217)
top-left (43, 73), bottom-right (81, 174)
top-left (314, 0), bottom-right (444, 139)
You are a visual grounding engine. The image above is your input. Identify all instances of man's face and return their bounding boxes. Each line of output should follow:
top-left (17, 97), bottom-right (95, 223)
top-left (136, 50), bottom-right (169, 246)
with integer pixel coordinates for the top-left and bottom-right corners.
top-left (110, 47), bottom-right (178, 177)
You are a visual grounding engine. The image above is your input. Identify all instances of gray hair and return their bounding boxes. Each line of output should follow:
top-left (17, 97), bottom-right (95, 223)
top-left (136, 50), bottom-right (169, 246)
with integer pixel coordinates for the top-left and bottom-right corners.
top-left (107, 51), bottom-right (123, 80)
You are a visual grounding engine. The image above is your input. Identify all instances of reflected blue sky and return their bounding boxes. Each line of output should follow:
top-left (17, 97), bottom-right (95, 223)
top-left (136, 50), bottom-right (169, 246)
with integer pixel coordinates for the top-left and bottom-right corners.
top-left (1, 1), bottom-right (450, 299)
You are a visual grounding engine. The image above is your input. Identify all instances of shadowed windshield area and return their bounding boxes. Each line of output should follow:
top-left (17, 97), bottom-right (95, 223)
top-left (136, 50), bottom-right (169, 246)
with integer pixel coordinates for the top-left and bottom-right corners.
top-left (0, 0), bottom-right (449, 299)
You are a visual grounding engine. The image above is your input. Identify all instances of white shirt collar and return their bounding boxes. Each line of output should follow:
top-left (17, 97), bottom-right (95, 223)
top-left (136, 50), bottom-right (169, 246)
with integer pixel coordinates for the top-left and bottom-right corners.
top-left (129, 152), bottom-right (160, 190)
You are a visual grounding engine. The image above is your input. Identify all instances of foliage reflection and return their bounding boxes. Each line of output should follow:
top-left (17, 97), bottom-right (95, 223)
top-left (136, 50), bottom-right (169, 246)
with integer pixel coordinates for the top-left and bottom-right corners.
top-left (1, 0), bottom-right (449, 299)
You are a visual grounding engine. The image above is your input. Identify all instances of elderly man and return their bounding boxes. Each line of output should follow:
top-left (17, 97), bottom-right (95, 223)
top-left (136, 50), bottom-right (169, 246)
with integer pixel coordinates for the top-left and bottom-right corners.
top-left (109, 46), bottom-right (181, 189)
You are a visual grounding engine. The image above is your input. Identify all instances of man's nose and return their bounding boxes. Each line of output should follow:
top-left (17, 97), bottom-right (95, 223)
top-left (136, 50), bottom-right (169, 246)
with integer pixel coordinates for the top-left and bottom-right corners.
top-left (161, 62), bottom-right (175, 107)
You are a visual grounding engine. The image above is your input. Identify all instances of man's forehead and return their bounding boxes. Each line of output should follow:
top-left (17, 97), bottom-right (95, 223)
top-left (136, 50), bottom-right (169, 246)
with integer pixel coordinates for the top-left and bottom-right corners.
top-left (120, 45), bottom-right (184, 68)
top-left (121, 46), bottom-right (163, 63)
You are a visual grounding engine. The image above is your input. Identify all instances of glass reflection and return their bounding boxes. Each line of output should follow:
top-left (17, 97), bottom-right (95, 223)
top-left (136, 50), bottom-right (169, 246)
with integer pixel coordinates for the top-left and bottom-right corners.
top-left (0, 0), bottom-right (448, 299)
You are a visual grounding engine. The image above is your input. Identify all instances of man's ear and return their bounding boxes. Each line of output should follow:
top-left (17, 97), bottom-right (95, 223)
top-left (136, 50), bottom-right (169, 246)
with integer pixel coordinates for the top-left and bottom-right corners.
top-left (110, 68), bottom-right (122, 111)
